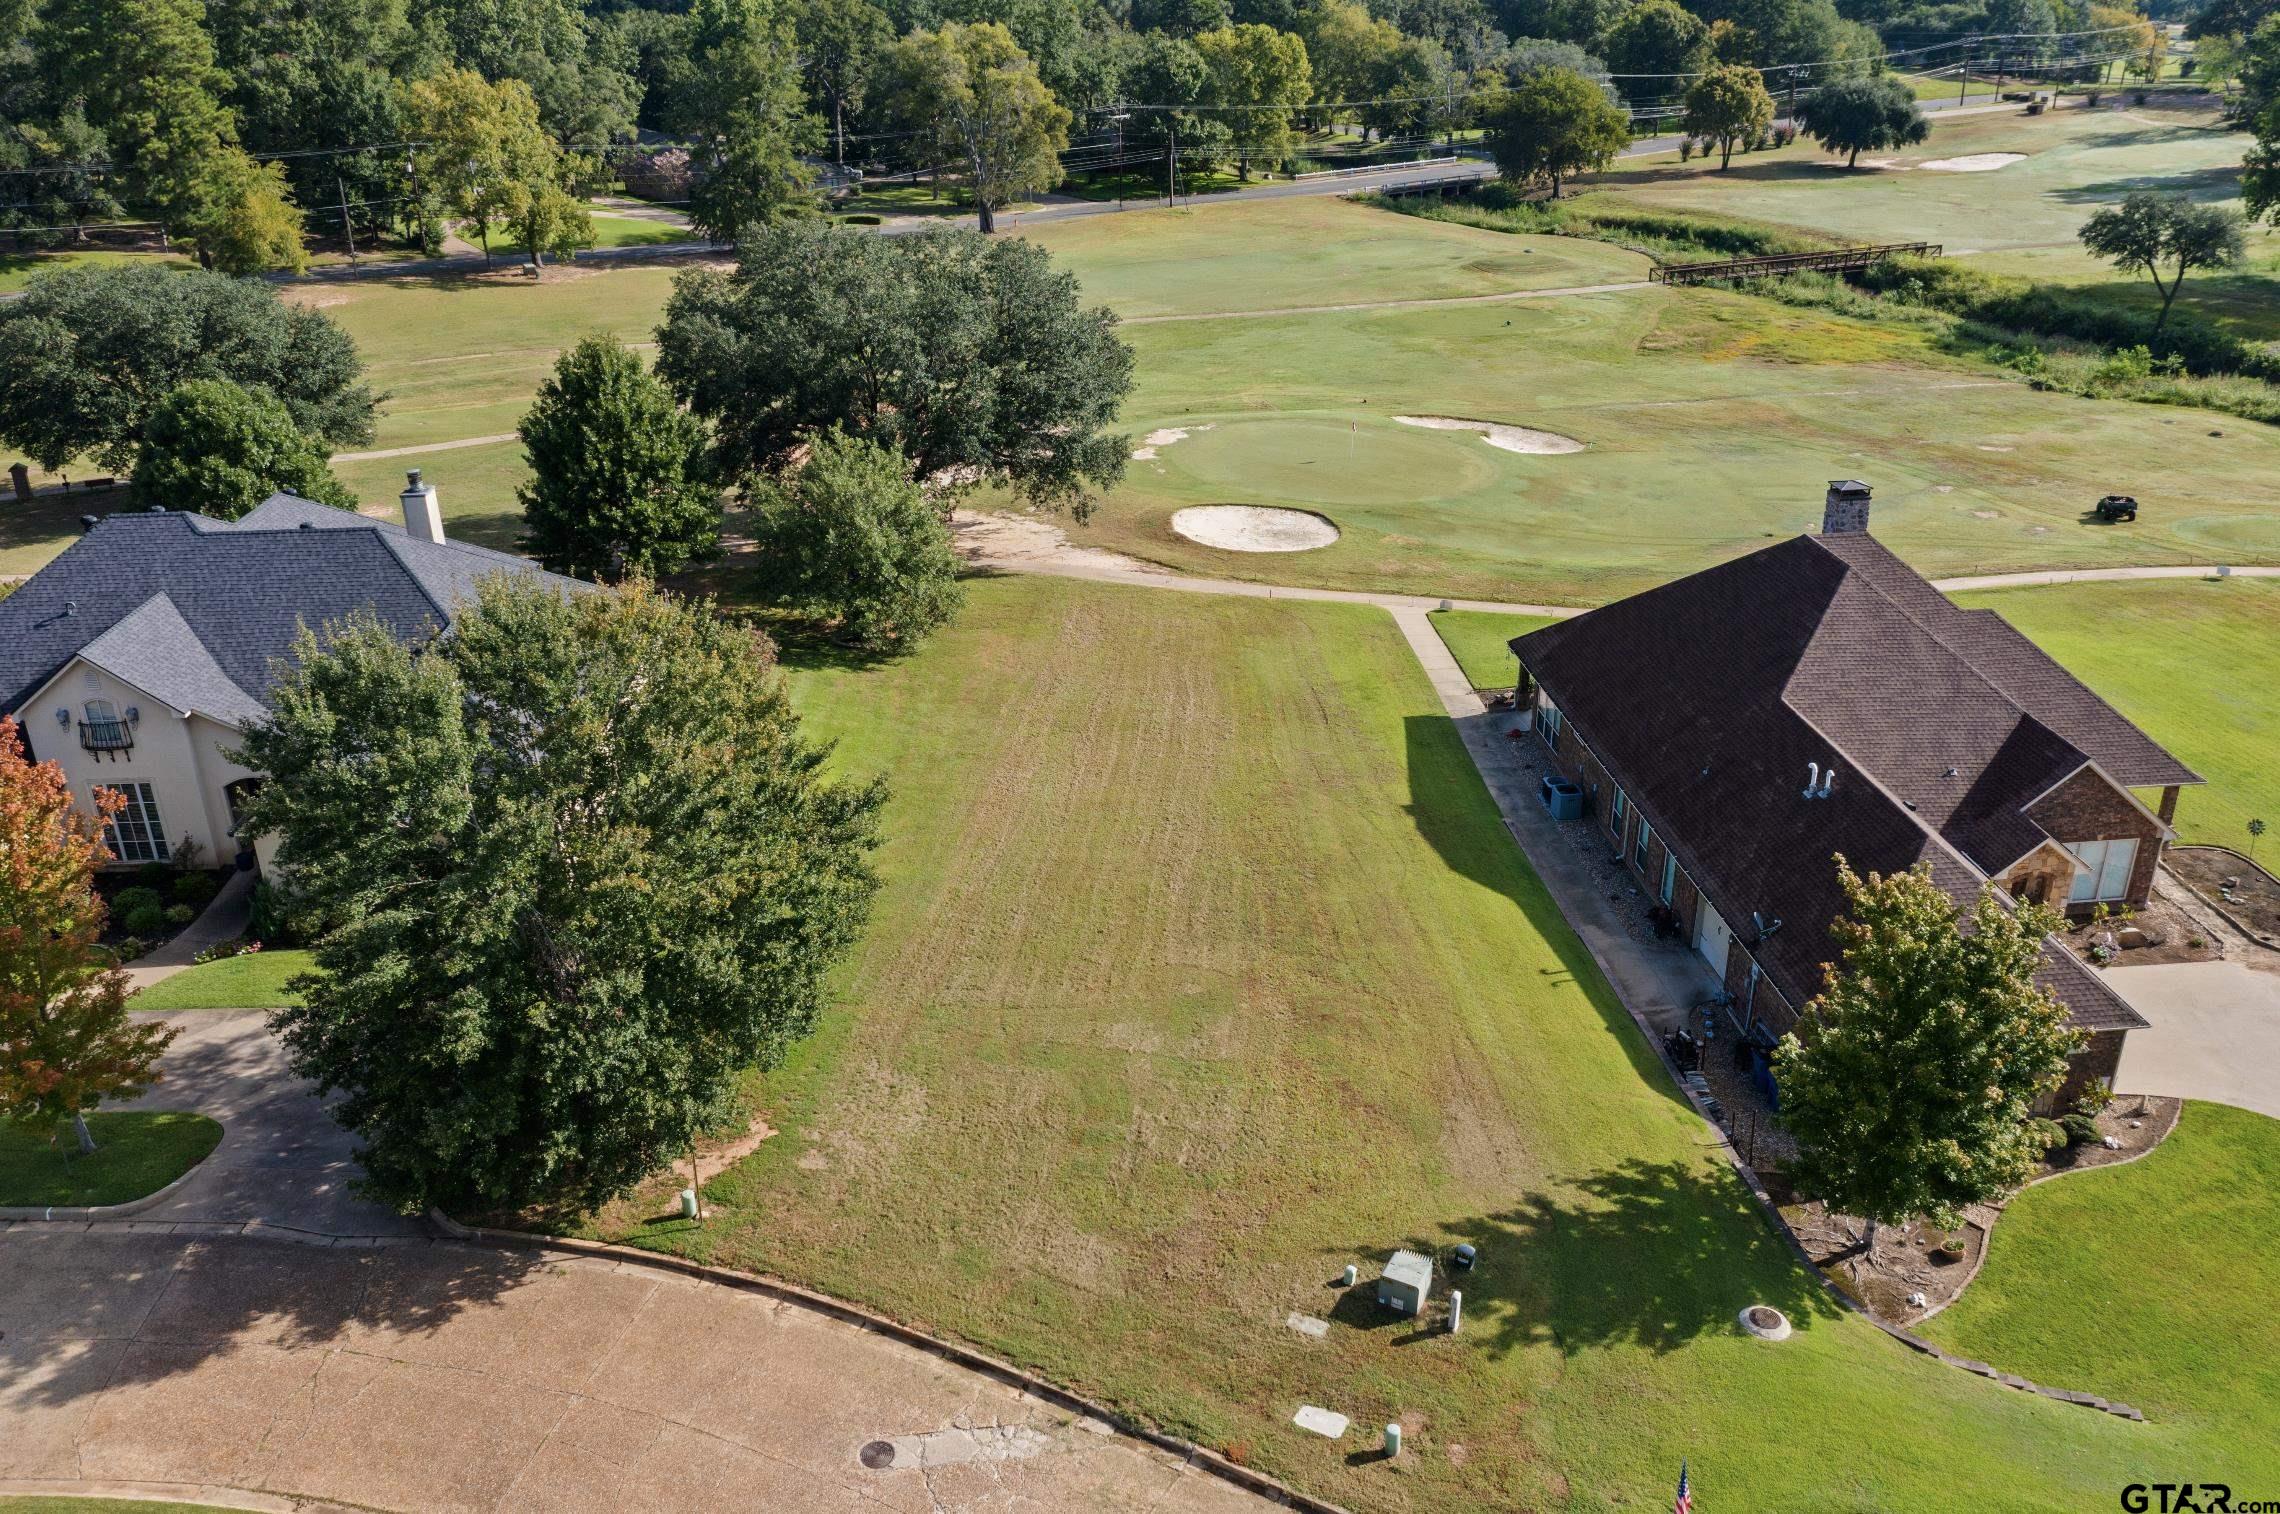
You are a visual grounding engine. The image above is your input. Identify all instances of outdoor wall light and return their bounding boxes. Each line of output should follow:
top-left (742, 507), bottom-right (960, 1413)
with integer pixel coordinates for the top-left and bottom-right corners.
top-left (55, 707), bottom-right (70, 727)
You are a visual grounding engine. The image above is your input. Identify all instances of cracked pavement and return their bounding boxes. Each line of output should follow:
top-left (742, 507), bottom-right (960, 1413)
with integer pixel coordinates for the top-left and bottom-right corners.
top-left (0, 1226), bottom-right (1275, 1512)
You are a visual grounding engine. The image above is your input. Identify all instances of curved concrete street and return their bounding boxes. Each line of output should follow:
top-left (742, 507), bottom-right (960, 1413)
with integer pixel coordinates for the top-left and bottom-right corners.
top-left (0, 1013), bottom-right (1273, 1514)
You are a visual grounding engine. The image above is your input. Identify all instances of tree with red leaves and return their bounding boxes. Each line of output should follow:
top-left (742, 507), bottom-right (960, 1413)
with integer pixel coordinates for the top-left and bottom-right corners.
top-left (0, 716), bottom-right (176, 1154)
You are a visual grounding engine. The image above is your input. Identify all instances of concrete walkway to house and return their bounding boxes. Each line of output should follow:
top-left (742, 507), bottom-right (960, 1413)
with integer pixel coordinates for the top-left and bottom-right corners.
top-left (2109, 959), bottom-right (2280, 1120)
top-left (122, 868), bottom-right (256, 992)
top-left (0, 1226), bottom-right (1269, 1514)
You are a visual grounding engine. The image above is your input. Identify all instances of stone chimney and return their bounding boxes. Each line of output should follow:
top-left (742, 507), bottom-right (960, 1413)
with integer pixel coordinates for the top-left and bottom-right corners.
top-left (1822, 479), bottom-right (1871, 535)
top-left (400, 468), bottom-right (445, 544)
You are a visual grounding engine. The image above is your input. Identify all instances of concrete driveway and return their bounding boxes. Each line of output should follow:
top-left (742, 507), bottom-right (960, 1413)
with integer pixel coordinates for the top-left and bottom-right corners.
top-left (2111, 960), bottom-right (2280, 1119)
top-left (119, 1008), bottom-right (422, 1237)
top-left (0, 1227), bottom-right (1269, 1514)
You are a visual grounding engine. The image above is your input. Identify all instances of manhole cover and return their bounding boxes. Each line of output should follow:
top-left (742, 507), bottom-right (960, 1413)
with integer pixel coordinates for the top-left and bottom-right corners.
top-left (858, 1440), bottom-right (897, 1470)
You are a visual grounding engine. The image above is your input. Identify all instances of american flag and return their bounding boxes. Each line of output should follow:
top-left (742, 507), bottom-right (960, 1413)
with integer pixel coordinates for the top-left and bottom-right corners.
top-left (1674, 1460), bottom-right (1693, 1514)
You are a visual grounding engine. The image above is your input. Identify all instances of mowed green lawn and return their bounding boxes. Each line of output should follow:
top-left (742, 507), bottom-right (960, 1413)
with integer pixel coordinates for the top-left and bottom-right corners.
top-left (590, 576), bottom-right (2267, 1511)
top-left (1043, 242), bottom-right (2280, 603)
top-left (1953, 578), bottom-right (2280, 848)
top-left (1590, 101), bottom-right (2280, 340)
top-left (131, 948), bottom-right (316, 1012)
top-left (1429, 607), bottom-right (1558, 689)
top-left (1922, 1102), bottom-right (2280, 1452)
top-left (0, 1111), bottom-right (221, 1206)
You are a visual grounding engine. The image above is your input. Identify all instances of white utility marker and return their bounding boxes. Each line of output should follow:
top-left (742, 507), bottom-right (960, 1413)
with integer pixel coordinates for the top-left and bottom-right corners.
top-left (1293, 1405), bottom-right (1350, 1439)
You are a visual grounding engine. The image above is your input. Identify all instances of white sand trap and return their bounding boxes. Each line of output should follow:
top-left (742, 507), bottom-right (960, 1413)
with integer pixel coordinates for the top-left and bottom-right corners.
top-left (1918, 152), bottom-right (2026, 173)
top-left (1171, 505), bottom-right (1339, 553)
top-left (1131, 423), bottom-right (1212, 461)
top-left (1394, 415), bottom-right (1584, 455)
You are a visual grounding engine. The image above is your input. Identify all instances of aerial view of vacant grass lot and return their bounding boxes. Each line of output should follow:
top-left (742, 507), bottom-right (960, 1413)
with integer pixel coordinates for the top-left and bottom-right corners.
top-left (11, 52), bottom-right (2280, 1511)
top-left (586, 576), bottom-right (2279, 1509)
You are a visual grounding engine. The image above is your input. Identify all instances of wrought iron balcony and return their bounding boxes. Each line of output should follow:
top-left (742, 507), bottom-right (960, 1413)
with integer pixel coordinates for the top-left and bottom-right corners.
top-left (79, 717), bottom-right (133, 753)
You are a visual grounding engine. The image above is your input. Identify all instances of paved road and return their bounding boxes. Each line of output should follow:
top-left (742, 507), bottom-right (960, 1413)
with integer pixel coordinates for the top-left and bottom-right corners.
top-left (0, 1227), bottom-right (1267, 1514)
top-left (2110, 960), bottom-right (2280, 1119)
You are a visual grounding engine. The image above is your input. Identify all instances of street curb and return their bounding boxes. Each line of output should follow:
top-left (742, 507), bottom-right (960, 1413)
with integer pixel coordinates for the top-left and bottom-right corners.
top-left (0, 1477), bottom-right (358, 1512)
top-left (423, 1209), bottom-right (1352, 1512)
top-left (0, 1123), bottom-right (222, 1221)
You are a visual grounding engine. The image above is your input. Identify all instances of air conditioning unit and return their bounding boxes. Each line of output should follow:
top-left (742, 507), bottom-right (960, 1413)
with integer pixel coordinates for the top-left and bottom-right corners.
top-left (1540, 776), bottom-right (1584, 822)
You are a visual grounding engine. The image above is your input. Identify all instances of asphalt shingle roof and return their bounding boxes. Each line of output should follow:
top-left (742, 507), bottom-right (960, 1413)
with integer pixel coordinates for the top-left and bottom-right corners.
top-left (0, 497), bottom-right (573, 725)
top-left (1513, 530), bottom-right (2172, 1034)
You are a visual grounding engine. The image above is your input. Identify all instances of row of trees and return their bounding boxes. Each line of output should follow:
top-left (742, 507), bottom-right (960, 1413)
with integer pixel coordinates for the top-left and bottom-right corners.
top-left (9, 0), bottom-right (2152, 264)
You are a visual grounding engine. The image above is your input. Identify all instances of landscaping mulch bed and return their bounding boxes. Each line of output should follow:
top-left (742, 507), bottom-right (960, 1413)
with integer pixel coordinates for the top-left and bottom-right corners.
top-left (1780, 1094), bottom-right (2183, 1328)
top-left (2168, 846), bottom-right (2280, 944)
top-left (94, 866), bottom-right (233, 960)
top-left (2058, 892), bottom-right (2222, 967)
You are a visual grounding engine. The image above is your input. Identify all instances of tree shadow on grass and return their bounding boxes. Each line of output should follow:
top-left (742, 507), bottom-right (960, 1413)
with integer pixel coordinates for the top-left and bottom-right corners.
top-left (2050, 164), bottom-right (2242, 204)
top-left (1332, 1158), bottom-right (1839, 1359)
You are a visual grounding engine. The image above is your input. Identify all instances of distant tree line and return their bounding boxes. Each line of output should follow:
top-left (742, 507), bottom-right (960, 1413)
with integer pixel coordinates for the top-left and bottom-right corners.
top-left (5, 0), bottom-right (2217, 269)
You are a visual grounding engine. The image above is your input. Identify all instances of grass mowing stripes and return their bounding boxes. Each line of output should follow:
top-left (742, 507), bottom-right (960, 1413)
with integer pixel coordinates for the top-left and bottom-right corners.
top-left (584, 576), bottom-right (2266, 1511)
top-left (0, 1112), bottom-right (222, 1207)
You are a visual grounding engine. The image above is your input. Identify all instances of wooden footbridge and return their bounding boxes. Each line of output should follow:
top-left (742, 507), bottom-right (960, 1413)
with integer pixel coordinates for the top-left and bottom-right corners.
top-left (1648, 242), bottom-right (1942, 285)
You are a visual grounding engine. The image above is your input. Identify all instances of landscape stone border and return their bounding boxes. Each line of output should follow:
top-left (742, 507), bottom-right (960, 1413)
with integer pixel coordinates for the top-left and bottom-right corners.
top-left (424, 1209), bottom-right (1354, 1513)
top-left (2163, 848), bottom-right (2280, 950)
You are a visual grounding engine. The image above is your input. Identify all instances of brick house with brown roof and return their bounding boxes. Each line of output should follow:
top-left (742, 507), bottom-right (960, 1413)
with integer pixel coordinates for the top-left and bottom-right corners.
top-left (1511, 482), bottom-right (2197, 1101)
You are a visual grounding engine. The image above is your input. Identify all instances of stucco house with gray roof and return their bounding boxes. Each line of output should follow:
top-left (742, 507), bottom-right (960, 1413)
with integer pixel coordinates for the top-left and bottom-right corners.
top-left (0, 474), bottom-right (575, 873)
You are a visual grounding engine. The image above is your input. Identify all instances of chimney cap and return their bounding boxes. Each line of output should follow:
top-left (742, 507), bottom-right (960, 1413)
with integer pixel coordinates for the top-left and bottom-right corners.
top-left (1827, 479), bottom-right (1871, 495)
top-left (404, 468), bottom-right (424, 490)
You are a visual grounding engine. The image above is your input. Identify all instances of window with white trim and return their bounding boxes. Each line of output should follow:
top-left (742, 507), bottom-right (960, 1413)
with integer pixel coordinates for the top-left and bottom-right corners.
top-left (1660, 850), bottom-right (1679, 905)
top-left (1610, 786), bottom-right (1628, 839)
top-left (97, 782), bottom-right (170, 863)
top-left (2065, 837), bottom-right (2139, 905)
top-left (1635, 820), bottom-right (1654, 874)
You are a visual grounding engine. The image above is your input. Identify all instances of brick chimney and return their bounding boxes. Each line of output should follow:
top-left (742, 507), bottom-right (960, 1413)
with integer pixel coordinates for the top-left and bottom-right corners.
top-left (1822, 479), bottom-right (1871, 535)
top-left (400, 468), bottom-right (445, 544)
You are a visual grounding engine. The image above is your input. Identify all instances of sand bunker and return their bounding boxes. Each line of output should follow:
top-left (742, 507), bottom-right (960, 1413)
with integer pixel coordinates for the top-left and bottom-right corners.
top-left (1918, 152), bottom-right (2026, 173)
top-left (1171, 505), bottom-right (1340, 553)
top-left (1394, 415), bottom-right (1584, 455)
top-left (1132, 424), bottom-right (1213, 461)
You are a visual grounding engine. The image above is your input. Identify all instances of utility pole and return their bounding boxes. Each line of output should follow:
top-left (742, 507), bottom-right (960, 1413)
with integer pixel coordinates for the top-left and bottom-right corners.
top-left (1166, 122), bottom-right (1177, 206)
top-left (1958, 41), bottom-right (1971, 106)
top-left (337, 173), bottom-right (357, 263)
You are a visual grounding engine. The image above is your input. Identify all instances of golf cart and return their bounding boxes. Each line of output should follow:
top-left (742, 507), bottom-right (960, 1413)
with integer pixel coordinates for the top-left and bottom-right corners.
top-left (2094, 494), bottom-right (2140, 523)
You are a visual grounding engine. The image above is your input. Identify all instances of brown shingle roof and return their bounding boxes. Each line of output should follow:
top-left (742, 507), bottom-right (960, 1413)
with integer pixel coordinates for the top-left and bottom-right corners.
top-left (1513, 531), bottom-right (2174, 1034)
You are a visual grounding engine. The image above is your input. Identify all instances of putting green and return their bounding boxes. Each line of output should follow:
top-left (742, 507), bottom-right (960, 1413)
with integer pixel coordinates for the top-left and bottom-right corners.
top-left (1140, 412), bottom-right (1512, 510)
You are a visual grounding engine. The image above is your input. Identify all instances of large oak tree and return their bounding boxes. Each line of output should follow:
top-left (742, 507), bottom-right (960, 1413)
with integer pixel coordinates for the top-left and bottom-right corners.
top-left (656, 223), bottom-right (1132, 511)
top-left (235, 577), bottom-right (883, 1215)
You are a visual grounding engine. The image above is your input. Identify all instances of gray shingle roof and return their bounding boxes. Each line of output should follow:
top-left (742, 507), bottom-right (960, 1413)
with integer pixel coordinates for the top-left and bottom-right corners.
top-left (0, 497), bottom-right (576, 725)
top-left (1513, 531), bottom-right (2167, 1035)
top-left (75, 592), bottom-right (269, 726)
